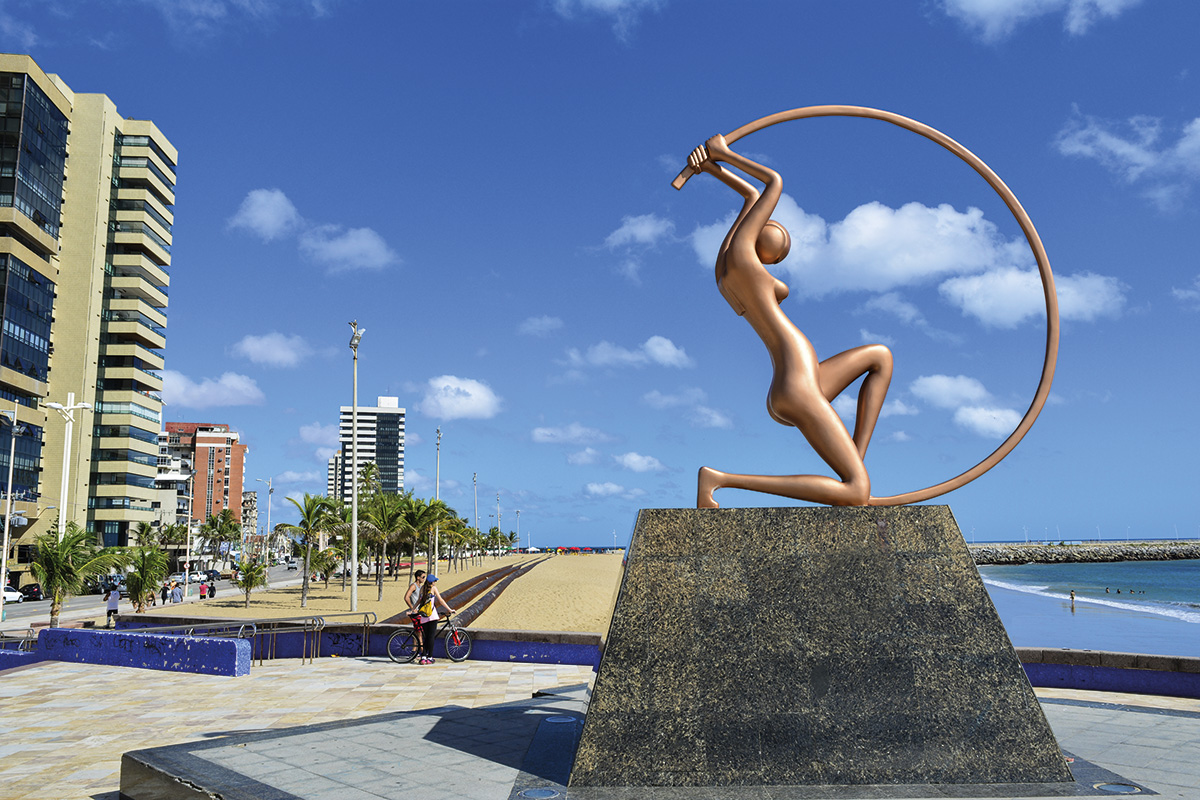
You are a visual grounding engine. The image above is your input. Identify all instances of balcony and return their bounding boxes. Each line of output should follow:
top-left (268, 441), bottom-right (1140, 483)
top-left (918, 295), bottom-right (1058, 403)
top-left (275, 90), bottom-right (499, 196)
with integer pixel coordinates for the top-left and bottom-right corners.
top-left (107, 297), bottom-right (167, 329)
top-left (107, 275), bottom-right (168, 309)
top-left (109, 252), bottom-right (169, 282)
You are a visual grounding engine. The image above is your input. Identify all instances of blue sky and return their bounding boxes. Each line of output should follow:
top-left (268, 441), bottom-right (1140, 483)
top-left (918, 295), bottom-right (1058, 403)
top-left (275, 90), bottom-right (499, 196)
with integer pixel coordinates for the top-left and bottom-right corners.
top-left (7, 0), bottom-right (1199, 545)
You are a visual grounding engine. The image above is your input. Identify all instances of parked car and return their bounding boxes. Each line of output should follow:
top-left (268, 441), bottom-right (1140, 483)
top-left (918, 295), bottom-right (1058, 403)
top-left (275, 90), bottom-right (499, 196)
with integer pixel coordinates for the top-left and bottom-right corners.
top-left (20, 583), bottom-right (45, 601)
top-left (2, 585), bottom-right (24, 603)
top-left (204, 569), bottom-right (222, 582)
top-left (167, 572), bottom-right (186, 585)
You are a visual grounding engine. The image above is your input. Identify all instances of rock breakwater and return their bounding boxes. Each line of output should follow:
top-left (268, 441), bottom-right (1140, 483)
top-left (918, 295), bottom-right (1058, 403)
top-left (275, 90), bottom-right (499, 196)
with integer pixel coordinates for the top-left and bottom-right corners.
top-left (969, 540), bottom-right (1200, 565)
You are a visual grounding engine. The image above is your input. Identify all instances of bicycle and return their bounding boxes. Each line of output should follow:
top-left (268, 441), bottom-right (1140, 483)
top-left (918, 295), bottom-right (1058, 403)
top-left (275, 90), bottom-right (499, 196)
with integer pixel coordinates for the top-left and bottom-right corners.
top-left (387, 612), bottom-right (472, 663)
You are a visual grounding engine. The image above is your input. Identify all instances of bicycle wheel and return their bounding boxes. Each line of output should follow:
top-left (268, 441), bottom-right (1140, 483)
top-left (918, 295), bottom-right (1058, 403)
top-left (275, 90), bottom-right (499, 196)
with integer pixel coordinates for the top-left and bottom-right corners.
top-left (444, 625), bottom-right (472, 662)
top-left (387, 630), bottom-right (419, 663)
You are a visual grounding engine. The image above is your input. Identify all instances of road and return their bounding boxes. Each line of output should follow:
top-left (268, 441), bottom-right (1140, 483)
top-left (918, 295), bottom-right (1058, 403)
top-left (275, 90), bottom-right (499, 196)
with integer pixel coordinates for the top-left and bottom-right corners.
top-left (0, 563), bottom-right (299, 631)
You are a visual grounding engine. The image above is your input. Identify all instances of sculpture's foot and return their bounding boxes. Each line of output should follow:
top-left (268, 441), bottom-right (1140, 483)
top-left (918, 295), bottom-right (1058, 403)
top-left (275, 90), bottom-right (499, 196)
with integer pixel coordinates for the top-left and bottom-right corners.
top-left (697, 466), bottom-right (723, 508)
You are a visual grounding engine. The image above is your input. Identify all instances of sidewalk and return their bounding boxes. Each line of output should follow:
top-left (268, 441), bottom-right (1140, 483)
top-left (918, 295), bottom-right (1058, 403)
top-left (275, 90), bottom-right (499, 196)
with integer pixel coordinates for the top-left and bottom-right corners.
top-left (3, 651), bottom-right (1199, 800)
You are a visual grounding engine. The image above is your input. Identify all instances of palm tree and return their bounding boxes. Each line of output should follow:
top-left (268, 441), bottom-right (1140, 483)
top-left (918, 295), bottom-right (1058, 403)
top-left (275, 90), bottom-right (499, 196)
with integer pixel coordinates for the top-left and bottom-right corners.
top-left (132, 521), bottom-right (155, 548)
top-left (29, 522), bottom-right (132, 627)
top-left (362, 491), bottom-right (407, 600)
top-left (125, 546), bottom-right (168, 612)
top-left (400, 495), bottom-right (449, 582)
top-left (231, 559), bottom-right (269, 608)
top-left (285, 493), bottom-right (336, 608)
top-left (310, 547), bottom-right (340, 589)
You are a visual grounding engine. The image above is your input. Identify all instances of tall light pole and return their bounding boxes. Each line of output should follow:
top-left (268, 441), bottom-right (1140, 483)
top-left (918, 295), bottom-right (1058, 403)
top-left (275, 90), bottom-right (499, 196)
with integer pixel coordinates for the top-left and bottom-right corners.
top-left (45, 393), bottom-right (92, 541)
top-left (434, 427), bottom-right (441, 572)
top-left (256, 477), bottom-right (273, 565)
top-left (0, 400), bottom-right (20, 620)
top-left (515, 509), bottom-right (521, 554)
top-left (349, 320), bottom-right (365, 612)
top-left (472, 472), bottom-right (479, 536)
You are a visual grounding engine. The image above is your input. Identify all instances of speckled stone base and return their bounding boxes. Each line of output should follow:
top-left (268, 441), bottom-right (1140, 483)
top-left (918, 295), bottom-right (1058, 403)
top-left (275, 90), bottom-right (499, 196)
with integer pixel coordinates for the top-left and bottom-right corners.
top-left (570, 505), bottom-right (1073, 787)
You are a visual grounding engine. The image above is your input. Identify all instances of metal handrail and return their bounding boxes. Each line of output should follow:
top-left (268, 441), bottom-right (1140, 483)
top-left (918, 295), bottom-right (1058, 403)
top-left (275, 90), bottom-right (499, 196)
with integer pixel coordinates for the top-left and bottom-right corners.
top-left (313, 612), bottom-right (377, 657)
top-left (0, 627), bottom-right (36, 651)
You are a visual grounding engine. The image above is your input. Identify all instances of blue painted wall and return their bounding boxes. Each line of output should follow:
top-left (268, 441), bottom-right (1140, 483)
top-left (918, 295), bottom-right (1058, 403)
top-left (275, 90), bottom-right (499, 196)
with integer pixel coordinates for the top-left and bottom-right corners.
top-left (38, 628), bottom-right (250, 676)
top-left (1024, 663), bottom-right (1200, 700)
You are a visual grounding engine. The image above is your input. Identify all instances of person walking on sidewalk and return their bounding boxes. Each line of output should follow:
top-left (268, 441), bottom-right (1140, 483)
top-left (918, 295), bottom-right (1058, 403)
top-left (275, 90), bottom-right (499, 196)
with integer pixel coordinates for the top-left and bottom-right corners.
top-left (104, 586), bottom-right (121, 628)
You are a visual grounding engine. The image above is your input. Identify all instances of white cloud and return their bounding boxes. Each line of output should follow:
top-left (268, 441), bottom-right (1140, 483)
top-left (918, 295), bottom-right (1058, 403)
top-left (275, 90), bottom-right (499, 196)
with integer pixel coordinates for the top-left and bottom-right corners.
top-left (275, 470), bottom-right (321, 483)
top-left (227, 189), bottom-right (301, 241)
top-left (604, 213), bottom-right (675, 283)
top-left (1172, 275), bottom-right (1200, 309)
top-left (568, 447), bottom-right (601, 465)
top-left (418, 376), bottom-right (502, 420)
top-left (585, 481), bottom-right (626, 497)
top-left (140, 0), bottom-right (338, 37)
top-left (643, 387), bottom-right (705, 409)
top-left (910, 374), bottom-right (1019, 439)
top-left (910, 375), bottom-right (990, 409)
top-left (690, 406), bottom-right (733, 429)
top-left (0, 9), bottom-right (37, 48)
top-left (939, 0), bottom-right (1145, 42)
top-left (518, 316), bottom-right (564, 336)
top-left (939, 267), bottom-right (1126, 327)
top-left (299, 225), bottom-right (399, 273)
top-left (614, 452), bottom-right (664, 472)
top-left (953, 405), bottom-right (1023, 438)
top-left (551, 0), bottom-right (664, 41)
top-left (1056, 112), bottom-right (1200, 209)
top-left (532, 423), bottom-right (610, 445)
top-left (315, 447), bottom-right (336, 461)
top-left (864, 292), bottom-right (925, 325)
top-left (859, 328), bottom-right (895, 347)
top-left (643, 387), bottom-right (731, 428)
top-left (299, 422), bottom-right (339, 447)
top-left (888, 431), bottom-right (913, 443)
top-left (568, 336), bottom-right (693, 369)
top-left (231, 332), bottom-right (313, 367)
top-left (605, 213), bottom-right (674, 248)
top-left (882, 399), bottom-right (920, 418)
top-left (162, 370), bottom-right (265, 409)
top-left (693, 196), bottom-right (1031, 299)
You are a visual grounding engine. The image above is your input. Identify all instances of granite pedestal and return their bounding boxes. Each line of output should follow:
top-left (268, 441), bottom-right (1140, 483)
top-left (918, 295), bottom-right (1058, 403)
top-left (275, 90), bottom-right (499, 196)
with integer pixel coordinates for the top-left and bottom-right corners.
top-left (570, 506), bottom-right (1074, 787)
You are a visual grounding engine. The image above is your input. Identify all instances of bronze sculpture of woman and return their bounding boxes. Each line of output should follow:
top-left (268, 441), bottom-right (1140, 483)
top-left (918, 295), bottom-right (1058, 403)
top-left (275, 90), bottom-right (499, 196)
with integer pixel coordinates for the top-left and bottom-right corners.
top-left (689, 135), bottom-right (894, 508)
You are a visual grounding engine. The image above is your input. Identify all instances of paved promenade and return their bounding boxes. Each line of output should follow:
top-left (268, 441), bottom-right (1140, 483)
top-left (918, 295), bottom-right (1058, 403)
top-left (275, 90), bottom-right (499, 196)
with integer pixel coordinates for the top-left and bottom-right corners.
top-left (3, 652), bottom-right (1199, 800)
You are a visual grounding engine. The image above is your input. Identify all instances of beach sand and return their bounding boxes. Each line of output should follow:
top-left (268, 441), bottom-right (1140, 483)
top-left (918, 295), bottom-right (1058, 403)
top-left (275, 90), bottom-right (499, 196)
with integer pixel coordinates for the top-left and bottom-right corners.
top-left (471, 552), bottom-right (624, 633)
top-left (113, 554), bottom-right (546, 626)
top-left (105, 552), bottom-right (624, 633)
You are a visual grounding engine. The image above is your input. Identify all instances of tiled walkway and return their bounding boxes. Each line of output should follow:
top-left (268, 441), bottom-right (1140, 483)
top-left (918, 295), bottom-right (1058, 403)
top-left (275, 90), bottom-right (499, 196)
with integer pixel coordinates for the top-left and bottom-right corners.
top-left (3, 656), bottom-right (1199, 800)
top-left (0, 656), bottom-right (595, 800)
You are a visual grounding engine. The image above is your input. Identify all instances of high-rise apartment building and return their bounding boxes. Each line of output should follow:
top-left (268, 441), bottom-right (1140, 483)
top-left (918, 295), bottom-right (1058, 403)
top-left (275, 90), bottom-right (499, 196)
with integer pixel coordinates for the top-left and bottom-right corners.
top-left (0, 54), bottom-right (175, 567)
top-left (242, 489), bottom-right (258, 536)
top-left (155, 422), bottom-right (247, 526)
top-left (0, 56), bottom-right (68, 580)
top-left (327, 396), bottom-right (405, 502)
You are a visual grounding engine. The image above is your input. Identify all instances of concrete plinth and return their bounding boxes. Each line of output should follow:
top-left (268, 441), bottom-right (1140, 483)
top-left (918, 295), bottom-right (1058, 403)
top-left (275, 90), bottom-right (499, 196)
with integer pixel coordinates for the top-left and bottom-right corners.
top-left (570, 505), bottom-right (1073, 787)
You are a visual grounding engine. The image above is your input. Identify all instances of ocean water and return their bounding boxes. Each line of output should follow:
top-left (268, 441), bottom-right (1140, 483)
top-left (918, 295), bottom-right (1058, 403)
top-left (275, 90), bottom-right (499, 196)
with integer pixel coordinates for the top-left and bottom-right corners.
top-left (978, 559), bottom-right (1200, 658)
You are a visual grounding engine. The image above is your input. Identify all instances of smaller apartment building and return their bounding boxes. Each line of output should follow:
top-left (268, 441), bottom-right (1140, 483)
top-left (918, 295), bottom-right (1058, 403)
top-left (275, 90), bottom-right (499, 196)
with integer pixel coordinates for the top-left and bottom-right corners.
top-left (156, 422), bottom-right (246, 527)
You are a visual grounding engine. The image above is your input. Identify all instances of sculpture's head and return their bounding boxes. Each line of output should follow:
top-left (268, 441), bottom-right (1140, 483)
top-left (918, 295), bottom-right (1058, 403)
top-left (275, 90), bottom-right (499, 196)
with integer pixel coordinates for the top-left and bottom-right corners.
top-left (756, 220), bottom-right (791, 265)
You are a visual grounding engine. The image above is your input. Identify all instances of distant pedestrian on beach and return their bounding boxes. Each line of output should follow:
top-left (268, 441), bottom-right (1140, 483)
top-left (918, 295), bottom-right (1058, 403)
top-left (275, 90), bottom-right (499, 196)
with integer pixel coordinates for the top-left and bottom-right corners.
top-left (104, 586), bottom-right (121, 628)
top-left (1069, 589), bottom-right (1075, 612)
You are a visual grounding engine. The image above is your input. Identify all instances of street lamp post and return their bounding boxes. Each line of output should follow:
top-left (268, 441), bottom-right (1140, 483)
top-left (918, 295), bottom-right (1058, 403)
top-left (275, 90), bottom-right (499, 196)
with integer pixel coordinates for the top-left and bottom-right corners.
top-left (45, 393), bottom-right (92, 541)
top-left (256, 477), bottom-right (273, 565)
top-left (0, 400), bottom-right (20, 620)
top-left (515, 510), bottom-right (520, 555)
top-left (434, 427), bottom-right (441, 572)
top-left (349, 321), bottom-right (365, 612)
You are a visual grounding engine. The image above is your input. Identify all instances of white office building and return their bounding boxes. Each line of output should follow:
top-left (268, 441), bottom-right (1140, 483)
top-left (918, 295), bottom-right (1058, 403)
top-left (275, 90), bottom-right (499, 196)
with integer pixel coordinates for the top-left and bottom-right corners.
top-left (327, 396), bottom-right (405, 502)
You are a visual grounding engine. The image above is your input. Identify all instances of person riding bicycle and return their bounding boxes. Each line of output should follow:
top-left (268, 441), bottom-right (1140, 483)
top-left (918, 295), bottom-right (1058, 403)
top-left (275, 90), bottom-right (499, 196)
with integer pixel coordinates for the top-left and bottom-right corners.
top-left (407, 572), bottom-right (456, 665)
